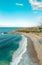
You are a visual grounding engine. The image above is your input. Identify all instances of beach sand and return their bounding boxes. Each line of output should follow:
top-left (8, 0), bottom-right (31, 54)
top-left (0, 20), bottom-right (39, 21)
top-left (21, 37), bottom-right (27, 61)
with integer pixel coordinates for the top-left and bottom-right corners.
top-left (26, 35), bottom-right (40, 65)
top-left (24, 33), bottom-right (42, 65)
top-left (17, 34), bottom-right (40, 65)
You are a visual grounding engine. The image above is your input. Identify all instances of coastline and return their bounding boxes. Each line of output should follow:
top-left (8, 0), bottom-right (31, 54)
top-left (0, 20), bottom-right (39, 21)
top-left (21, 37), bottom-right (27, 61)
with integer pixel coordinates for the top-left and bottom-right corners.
top-left (8, 30), bottom-right (42, 65)
top-left (26, 35), bottom-right (40, 65)
top-left (23, 33), bottom-right (42, 65)
top-left (10, 35), bottom-right (27, 65)
top-left (27, 33), bottom-right (42, 65)
top-left (11, 34), bottom-right (41, 65)
top-left (15, 34), bottom-right (40, 65)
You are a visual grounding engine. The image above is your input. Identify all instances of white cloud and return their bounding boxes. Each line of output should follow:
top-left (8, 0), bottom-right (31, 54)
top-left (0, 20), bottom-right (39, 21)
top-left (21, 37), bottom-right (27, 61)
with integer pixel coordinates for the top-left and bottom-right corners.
top-left (29, 0), bottom-right (42, 10)
top-left (16, 3), bottom-right (23, 6)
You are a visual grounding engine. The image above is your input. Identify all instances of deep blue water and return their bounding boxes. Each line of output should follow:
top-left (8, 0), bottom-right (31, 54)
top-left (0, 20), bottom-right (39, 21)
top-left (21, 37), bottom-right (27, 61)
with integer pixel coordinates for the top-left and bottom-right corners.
top-left (0, 34), bottom-right (22, 65)
top-left (0, 27), bottom-right (21, 33)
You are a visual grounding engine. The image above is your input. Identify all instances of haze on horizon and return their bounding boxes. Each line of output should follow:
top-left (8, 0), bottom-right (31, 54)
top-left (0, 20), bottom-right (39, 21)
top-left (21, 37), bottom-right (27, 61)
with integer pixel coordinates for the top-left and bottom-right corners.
top-left (0, 0), bottom-right (42, 27)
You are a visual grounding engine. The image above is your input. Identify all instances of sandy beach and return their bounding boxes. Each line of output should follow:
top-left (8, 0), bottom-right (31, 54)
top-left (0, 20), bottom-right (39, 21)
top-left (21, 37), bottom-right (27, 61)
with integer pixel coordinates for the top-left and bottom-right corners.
top-left (8, 30), bottom-right (42, 65)
top-left (24, 33), bottom-right (42, 65)
top-left (16, 33), bottom-right (41, 65)
top-left (25, 34), bottom-right (40, 65)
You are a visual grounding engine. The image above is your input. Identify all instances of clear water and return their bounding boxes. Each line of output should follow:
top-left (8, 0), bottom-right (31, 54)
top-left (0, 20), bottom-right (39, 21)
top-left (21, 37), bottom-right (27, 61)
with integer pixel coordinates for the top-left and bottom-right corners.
top-left (0, 34), bottom-right (22, 65)
top-left (0, 27), bottom-right (21, 33)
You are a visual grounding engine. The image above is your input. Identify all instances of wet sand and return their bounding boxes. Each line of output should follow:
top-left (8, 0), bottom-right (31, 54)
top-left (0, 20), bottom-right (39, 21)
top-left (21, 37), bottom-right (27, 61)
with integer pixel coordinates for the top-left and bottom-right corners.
top-left (18, 34), bottom-right (40, 65)
top-left (26, 35), bottom-right (40, 65)
top-left (25, 33), bottom-right (42, 65)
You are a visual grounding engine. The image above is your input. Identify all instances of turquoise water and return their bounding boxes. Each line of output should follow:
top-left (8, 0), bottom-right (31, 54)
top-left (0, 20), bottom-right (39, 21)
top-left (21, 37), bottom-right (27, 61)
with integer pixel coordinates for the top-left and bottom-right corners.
top-left (0, 27), bottom-right (21, 33)
top-left (0, 34), bottom-right (22, 65)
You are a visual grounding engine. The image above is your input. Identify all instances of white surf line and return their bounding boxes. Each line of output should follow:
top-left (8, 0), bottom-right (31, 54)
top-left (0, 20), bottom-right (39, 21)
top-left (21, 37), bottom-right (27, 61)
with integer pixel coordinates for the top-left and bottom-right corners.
top-left (10, 35), bottom-right (27, 65)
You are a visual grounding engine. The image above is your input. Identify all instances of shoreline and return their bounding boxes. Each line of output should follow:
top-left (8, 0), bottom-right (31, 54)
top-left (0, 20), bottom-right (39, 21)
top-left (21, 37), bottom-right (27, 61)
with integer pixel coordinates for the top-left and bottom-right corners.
top-left (16, 34), bottom-right (40, 65)
top-left (10, 35), bottom-right (27, 65)
top-left (23, 33), bottom-right (42, 65)
top-left (27, 33), bottom-right (42, 65)
top-left (2, 32), bottom-right (41, 65)
top-left (9, 33), bottom-right (41, 65)
top-left (26, 35), bottom-right (40, 65)
top-left (12, 34), bottom-right (40, 65)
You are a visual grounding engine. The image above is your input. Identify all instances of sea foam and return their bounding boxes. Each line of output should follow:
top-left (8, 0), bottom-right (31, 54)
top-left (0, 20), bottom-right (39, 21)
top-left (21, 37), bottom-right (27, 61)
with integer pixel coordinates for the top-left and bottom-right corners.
top-left (10, 35), bottom-right (27, 65)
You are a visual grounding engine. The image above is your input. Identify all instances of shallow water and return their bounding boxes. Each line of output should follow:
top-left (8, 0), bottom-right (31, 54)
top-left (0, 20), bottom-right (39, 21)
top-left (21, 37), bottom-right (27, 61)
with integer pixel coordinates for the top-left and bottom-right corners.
top-left (18, 37), bottom-right (39, 65)
top-left (0, 34), bottom-right (22, 65)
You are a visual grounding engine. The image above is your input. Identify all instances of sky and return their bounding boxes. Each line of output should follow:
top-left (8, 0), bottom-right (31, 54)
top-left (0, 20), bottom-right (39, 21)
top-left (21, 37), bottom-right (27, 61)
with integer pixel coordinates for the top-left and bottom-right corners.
top-left (0, 0), bottom-right (42, 27)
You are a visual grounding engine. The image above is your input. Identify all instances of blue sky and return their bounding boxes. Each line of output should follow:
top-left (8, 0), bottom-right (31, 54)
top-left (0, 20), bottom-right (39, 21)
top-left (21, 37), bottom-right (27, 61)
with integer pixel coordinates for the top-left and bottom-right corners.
top-left (0, 0), bottom-right (42, 27)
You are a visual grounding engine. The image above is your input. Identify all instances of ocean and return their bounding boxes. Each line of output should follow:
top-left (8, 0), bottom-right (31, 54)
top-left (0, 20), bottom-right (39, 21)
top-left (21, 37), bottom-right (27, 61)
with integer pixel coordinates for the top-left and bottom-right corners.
top-left (0, 27), bottom-right (27, 65)
top-left (0, 27), bottom-right (21, 33)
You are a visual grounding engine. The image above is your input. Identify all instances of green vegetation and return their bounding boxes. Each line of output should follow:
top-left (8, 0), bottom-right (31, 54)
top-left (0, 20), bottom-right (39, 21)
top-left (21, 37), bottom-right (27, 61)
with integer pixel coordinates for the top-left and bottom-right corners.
top-left (16, 27), bottom-right (42, 33)
top-left (8, 27), bottom-right (42, 34)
